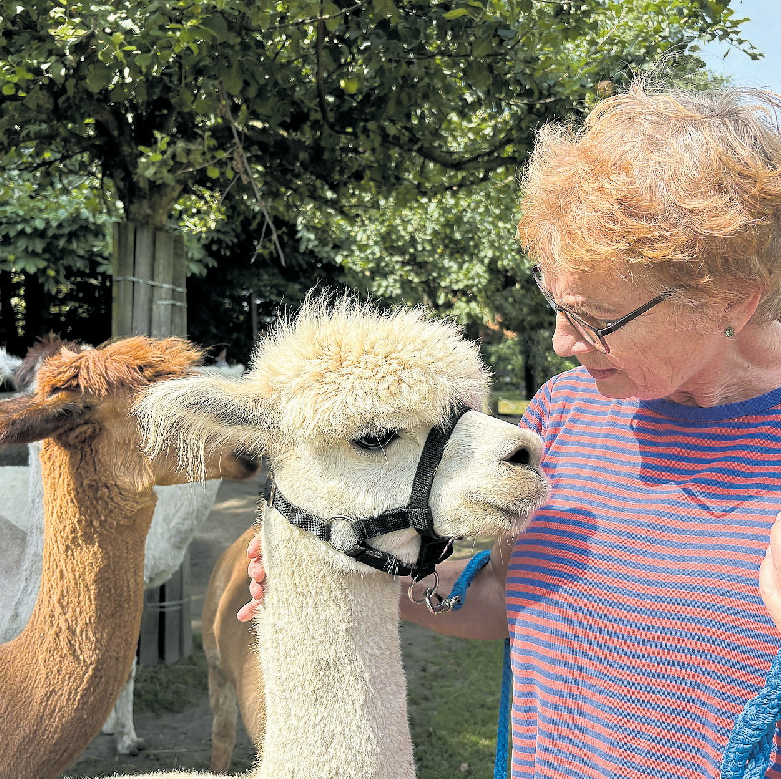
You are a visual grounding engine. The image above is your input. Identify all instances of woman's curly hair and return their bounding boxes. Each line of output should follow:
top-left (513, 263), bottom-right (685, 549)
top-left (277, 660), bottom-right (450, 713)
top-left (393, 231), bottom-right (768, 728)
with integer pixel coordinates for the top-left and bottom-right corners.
top-left (517, 82), bottom-right (781, 321)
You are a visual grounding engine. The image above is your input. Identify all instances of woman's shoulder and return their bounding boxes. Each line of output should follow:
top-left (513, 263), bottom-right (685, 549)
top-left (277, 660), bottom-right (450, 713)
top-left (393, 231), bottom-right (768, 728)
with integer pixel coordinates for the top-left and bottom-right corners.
top-left (522, 367), bottom-right (610, 433)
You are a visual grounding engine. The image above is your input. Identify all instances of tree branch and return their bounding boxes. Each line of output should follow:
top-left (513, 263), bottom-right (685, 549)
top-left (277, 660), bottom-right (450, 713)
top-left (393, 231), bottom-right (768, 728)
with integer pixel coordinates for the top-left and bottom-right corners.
top-left (220, 90), bottom-right (286, 267)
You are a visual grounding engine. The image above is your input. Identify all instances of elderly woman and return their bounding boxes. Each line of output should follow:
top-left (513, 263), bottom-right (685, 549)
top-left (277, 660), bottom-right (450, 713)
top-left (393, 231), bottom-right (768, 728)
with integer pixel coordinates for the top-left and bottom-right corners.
top-left (242, 83), bottom-right (781, 778)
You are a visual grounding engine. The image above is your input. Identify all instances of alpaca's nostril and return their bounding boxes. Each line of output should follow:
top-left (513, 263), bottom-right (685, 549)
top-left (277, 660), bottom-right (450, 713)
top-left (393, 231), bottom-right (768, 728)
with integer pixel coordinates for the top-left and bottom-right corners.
top-left (505, 446), bottom-right (531, 466)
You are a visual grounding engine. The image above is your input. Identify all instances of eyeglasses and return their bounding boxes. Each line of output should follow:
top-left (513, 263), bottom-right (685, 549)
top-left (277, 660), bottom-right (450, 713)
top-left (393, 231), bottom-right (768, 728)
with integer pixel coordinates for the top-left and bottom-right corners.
top-left (532, 265), bottom-right (675, 355)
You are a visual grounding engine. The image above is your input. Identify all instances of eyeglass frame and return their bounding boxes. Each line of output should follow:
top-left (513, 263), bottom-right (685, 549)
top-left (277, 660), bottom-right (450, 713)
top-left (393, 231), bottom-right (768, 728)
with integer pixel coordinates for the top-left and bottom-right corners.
top-left (531, 265), bottom-right (676, 355)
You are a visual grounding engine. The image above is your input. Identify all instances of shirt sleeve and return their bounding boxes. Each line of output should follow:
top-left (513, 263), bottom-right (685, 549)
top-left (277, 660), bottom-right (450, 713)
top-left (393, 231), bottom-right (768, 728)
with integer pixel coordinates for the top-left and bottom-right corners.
top-left (520, 374), bottom-right (559, 440)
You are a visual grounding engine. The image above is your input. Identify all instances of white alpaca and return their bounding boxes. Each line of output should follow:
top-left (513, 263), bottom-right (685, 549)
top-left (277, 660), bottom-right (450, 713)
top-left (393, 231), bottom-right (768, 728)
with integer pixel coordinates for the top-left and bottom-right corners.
top-left (0, 347), bottom-right (38, 643)
top-left (66, 294), bottom-right (547, 779)
top-left (0, 343), bottom-right (235, 755)
top-left (0, 442), bottom-right (43, 643)
top-left (0, 459), bottom-right (219, 626)
top-left (100, 479), bottom-right (223, 753)
top-left (0, 346), bottom-right (21, 386)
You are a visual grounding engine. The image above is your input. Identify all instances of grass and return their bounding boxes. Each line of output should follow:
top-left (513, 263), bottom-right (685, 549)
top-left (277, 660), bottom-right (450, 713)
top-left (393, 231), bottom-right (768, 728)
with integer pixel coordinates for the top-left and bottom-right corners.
top-left (404, 629), bottom-right (507, 779)
top-left (133, 633), bottom-right (209, 714)
top-left (491, 390), bottom-right (526, 403)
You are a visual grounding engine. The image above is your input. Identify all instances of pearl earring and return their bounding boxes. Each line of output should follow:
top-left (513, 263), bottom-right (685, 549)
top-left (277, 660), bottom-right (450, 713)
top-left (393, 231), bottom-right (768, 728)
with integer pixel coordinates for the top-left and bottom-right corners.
top-left (725, 327), bottom-right (735, 338)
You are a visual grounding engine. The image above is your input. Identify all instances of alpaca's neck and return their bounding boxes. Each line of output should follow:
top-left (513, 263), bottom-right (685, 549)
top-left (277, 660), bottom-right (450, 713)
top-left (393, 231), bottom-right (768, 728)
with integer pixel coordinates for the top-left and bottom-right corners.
top-left (252, 508), bottom-right (416, 779)
top-left (0, 439), bottom-right (154, 779)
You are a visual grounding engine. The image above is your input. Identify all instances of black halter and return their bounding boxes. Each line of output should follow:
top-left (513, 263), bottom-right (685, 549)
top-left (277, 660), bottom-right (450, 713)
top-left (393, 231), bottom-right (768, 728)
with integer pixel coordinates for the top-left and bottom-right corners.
top-left (262, 404), bottom-right (469, 581)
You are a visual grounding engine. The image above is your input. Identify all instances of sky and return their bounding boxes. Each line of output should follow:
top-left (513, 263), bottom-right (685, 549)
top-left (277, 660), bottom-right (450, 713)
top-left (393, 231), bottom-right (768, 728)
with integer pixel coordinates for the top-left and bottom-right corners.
top-left (699, 0), bottom-right (781, 93)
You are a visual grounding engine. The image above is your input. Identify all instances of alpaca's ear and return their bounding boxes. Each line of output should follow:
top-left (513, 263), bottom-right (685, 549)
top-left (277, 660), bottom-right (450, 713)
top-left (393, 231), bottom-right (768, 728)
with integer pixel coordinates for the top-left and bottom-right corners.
top-left (133, 374), bottom-right (276, 477)
top-left (0, 391), bottom-right (89, 444)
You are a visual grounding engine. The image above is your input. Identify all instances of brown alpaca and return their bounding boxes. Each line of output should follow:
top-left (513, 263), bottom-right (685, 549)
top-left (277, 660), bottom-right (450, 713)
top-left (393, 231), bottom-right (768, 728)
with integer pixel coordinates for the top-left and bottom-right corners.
top-left (202, 526), bottom-right (265, 772)
top-left (0, 337), bottom-right (258, 779)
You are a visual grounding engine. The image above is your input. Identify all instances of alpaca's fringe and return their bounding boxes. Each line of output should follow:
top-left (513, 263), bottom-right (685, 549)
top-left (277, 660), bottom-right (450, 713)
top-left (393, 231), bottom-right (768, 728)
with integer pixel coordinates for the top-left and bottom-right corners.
top-left (134, 291), bottom-right (491, 476)
top-left (133, 375), bottom-right (271, 482)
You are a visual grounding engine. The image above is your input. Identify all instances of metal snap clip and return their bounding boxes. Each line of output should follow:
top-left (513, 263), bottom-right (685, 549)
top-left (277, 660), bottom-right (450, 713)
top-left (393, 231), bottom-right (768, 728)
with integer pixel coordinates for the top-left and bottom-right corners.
top-left (408, 572), bottom-right (458, 614)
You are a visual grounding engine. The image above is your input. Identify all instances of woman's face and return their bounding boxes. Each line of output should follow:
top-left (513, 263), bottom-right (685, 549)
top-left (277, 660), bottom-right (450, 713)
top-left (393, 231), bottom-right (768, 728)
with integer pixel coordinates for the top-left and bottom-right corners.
top-left (540, 266), bottom-right (728, 403)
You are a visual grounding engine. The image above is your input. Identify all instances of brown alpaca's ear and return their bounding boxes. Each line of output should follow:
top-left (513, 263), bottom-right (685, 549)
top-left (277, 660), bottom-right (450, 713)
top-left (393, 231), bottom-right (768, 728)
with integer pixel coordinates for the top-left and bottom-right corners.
top-left (0, 393), bottom-right (89, 445)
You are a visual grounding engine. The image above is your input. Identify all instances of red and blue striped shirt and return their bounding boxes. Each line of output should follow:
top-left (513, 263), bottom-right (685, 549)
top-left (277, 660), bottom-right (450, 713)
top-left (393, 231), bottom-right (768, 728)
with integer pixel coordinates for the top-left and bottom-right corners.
top-left (509, 367), bottom-right (781, 779)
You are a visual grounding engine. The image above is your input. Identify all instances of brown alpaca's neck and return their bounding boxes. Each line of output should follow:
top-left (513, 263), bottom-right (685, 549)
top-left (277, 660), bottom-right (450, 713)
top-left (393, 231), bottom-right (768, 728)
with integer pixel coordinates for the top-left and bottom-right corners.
top-left (0, 439), bottom-right (155, 779)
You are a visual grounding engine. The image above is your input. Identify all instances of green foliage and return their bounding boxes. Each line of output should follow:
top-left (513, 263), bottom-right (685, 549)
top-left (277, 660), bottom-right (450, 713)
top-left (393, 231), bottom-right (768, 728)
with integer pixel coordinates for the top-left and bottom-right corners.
top-left (186, 191), bottom-right (349, 365)
top-left (0, 162), bottom-right (228, 352)
top-left (0, 0), bottom-right (753, 226)
top-left (0, 159), bottom-right (116, 352)
top-left (297, 174), bottom-right (575, 393)
top-left (0, 160), bottom-right (115, 291)
top-left (301, 179), bottom-right (520, 314)
top-left (0, 0), bottom-right (755, 381)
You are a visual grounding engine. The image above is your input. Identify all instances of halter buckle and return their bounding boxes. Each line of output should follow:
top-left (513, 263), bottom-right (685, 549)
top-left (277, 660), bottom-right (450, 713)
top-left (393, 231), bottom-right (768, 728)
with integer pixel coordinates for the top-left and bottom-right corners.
top-left (323, 515), bottom-right (364, 557)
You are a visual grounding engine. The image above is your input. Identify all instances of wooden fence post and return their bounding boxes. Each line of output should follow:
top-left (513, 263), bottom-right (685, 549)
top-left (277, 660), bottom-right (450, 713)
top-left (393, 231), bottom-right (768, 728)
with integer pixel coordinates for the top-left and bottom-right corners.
top-left (112, 220), bottom-right (192, 666)
top-left (112, 221), bottom-right (187, 339)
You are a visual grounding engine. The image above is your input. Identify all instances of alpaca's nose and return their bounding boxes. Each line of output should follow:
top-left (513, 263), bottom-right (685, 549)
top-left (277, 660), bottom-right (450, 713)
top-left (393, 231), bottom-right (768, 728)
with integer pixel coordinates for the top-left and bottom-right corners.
top-left (503, 445), bottom-right (531, 466)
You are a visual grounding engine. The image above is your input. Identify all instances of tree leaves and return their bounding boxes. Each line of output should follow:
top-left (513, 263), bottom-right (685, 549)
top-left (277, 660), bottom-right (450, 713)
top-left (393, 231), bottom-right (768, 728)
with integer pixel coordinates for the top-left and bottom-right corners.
top-left (0, 0), bottom-right (758, 382)
top-left (0, 0), bottom-right (752, 228)
top-left (85, 64), bottom-right (113, 93)
top-left (0, 159), bottom-right (115, 292)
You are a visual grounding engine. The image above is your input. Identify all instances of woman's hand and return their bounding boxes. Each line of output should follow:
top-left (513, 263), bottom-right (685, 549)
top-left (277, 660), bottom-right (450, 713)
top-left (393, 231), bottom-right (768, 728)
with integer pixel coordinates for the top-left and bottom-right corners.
top-left (759, 513), bottom-right (781, 632)
top-left (236, 533), bottom-right (265, 622)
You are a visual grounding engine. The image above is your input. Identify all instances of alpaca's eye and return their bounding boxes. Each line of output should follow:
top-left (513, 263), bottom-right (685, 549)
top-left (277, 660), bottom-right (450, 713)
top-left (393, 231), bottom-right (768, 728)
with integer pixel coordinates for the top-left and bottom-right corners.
top-left (352, 430), bottom-right (400, 452)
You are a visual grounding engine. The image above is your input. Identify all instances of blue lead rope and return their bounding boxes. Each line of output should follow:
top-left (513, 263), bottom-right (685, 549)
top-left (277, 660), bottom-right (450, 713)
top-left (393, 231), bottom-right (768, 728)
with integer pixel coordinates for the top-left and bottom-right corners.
top-left (447, 550), bottom-right (511, 779)
top-left (448, 550), bottom-right (492, 608)
top-left (722, 647), bottom-right (781, 779)
top-left (495, 637), bottom-right (512, 779)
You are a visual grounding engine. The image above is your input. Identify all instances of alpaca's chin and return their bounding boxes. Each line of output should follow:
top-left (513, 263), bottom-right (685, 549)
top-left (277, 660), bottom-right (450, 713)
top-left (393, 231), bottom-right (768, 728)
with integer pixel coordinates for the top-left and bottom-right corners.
top-left (434, 503), bottom-right (533, 539)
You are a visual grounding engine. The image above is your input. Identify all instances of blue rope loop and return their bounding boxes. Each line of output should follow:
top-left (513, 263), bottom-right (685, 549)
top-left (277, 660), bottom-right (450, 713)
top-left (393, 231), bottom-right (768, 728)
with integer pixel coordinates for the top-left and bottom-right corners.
top-left (448, 550), bottom-right (492, 611)
top-left (444, 550), bottom-right (511, 779)
top-left (721, 647), bottom-right (781, 779)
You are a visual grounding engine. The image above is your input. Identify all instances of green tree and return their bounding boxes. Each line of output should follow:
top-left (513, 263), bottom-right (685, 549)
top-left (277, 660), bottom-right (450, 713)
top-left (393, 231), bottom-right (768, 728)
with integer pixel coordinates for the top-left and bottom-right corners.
top-left (0, 164), bottom-right (228, 352)
top-left (0, 162), bottom-right (116, 352)
top-left (293, 53), bottom-right (751, 396)
top-left (0, 0), bottom-right (756, 359)
top-left (187, 191), bottom-right (350, 366)
top-left (0, 0), bottom-right (752, 225)
top-left (297, 172), bottom-right (569, 396)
